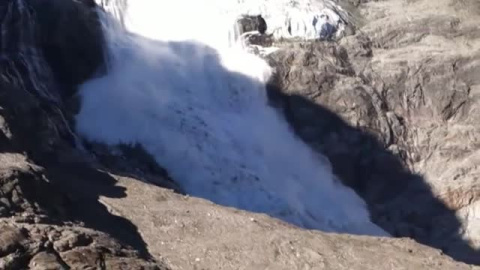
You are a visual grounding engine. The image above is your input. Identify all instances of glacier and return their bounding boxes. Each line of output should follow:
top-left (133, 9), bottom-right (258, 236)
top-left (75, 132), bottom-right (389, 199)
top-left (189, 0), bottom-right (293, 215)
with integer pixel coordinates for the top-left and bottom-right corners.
top-left (76, 0), bottom-right (387, 235)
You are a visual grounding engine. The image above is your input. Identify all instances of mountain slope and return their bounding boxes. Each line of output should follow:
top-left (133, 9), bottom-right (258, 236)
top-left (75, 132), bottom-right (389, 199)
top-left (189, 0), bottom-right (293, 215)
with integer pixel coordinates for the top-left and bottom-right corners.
top-left (0, 0), bottom-right (479, 269)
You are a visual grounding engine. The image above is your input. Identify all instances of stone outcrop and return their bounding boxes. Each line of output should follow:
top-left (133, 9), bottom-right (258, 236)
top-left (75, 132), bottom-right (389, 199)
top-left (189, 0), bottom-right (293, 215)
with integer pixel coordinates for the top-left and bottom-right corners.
top-left (0, 0), bottom-right (163, 268)
top-left (236, 15), bottom-right (267, 35)
top-left (265, 0), bottom-right (480, 264)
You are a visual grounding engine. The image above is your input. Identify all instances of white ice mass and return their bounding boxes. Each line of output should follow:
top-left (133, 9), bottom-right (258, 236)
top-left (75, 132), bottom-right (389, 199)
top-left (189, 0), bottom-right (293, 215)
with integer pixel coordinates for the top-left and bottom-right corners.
top-left (77, 0), bottom-right (387, 235)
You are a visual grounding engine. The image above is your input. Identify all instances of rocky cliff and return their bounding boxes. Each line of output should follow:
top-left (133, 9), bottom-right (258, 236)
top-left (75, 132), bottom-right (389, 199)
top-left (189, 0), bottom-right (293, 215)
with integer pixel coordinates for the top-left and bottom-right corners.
top-left (265, 0), bottom-right (480, 264)
top-left (0, 0), bottom-right (479, 269)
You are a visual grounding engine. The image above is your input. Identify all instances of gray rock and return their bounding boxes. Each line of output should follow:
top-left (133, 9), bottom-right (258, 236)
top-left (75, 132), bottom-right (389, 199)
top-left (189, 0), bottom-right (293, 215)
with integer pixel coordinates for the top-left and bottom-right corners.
top-left (236, 15), bottom-right (267, 35)
top-left (265, 0), bottom-right (480, 264)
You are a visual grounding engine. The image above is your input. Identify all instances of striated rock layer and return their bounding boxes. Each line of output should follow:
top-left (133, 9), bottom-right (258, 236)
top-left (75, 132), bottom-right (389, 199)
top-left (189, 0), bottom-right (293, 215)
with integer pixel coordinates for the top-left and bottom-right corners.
top-left (265, 0), bottom-right (480, 264)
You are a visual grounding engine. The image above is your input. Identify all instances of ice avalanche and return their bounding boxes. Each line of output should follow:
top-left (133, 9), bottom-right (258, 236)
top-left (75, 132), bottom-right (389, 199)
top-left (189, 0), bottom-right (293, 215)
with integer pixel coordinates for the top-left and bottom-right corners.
top-left (77, 0), bottom-right (386, 235)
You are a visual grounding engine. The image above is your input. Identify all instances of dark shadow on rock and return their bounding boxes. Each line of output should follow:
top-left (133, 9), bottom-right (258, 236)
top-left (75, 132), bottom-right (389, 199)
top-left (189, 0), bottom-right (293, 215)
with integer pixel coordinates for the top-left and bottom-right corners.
top-left (31, 0), bottom-right (106, 99)
top-left (82, 142), bottom-right (185, 195)
top-left (266, 82), bottom-right (480, 264)
top-left (41, 161), bottom-right (153, 260)
top-left (0, 79), bottom-right (155, 261)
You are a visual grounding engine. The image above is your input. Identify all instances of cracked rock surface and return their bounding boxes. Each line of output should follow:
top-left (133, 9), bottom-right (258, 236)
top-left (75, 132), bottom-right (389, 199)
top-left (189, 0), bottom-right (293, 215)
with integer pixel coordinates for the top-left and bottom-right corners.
top-left (265, 0), bottom-right (480, 264)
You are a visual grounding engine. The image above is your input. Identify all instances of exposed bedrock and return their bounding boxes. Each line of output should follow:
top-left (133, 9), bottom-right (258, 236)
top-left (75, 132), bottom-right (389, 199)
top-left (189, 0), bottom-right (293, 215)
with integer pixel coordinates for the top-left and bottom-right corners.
top-left (264, 0), bottom-right (480, 264)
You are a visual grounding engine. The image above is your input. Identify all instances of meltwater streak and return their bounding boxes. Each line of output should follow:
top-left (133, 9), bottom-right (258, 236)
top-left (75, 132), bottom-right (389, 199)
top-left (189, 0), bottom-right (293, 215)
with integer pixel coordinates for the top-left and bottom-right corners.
top-left (78, 0), bottom-right (386, 235)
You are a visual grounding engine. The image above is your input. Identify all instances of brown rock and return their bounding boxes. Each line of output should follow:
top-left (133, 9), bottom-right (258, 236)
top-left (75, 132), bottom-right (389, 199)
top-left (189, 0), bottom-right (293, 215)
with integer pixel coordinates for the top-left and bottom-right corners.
top-left (0, 225), bottom-right (27, 256)
top-left (60, 247), bottom-right (103, 269)
top-left (29, 252), bottom-right (66, 270)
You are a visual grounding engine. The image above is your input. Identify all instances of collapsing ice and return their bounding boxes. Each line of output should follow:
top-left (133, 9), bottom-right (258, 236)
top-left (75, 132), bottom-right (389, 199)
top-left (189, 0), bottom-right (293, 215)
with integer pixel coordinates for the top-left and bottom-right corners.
top-left (78, 0), bottom-right (386, 236)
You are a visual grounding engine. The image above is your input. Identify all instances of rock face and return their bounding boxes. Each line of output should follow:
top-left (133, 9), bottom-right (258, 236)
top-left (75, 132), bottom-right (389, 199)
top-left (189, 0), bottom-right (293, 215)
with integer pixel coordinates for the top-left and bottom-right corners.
top-left (0, 0), bottom-right (479, 269)
top-left (32, 0), bottom-right (104, 97)
top-left (0, 77), bottom-right (165, 269)
top-left (235, 15), bottom-right (274, 51)
top-left (265, 0), bottom-right (480, 264)
top-left (236, 15), bottom-right (267, 35)
top-left (0, 0), bottom-right (163, 268)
